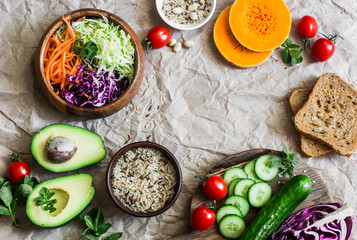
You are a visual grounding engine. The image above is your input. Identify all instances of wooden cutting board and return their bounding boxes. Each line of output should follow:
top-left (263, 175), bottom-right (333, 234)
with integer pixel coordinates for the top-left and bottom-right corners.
top-left (174, 149), bottom-right (333, 240)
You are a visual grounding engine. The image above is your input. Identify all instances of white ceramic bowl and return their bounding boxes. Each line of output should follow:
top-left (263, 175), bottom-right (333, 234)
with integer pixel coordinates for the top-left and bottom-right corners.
top-left (156, 0), bottom-right (216, 31)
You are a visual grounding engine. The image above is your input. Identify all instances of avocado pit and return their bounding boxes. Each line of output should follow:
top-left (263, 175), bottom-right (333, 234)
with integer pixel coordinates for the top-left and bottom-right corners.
top-left (46, 136), bottom-right (77, 163)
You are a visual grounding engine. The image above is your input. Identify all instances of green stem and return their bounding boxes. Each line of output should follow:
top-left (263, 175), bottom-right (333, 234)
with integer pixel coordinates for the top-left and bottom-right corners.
top-left (8, 207), bottom-right (18, 227)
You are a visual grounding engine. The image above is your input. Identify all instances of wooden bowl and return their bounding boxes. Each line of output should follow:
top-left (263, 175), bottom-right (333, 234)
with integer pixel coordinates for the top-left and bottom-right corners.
top-left (106, 141), bottom-right (182, 217)
top-left (34, 9), bottom-right (144, 119)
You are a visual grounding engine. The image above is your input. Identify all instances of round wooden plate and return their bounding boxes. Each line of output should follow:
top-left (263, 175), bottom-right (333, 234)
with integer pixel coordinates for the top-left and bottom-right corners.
top-left (174, 149), bottom-right (333, 240)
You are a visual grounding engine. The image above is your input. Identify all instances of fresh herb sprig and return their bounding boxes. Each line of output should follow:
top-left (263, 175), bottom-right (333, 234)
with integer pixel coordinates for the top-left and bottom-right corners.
top-left (79, 205), bottom-right (122, 240)
top-left (0, 175), bottom-right (39, 226)
top-left (74, 39), bottom-right (98, 59)
top-left (269, 144), bottom-right (301, 178)
top-left (34, 187), bottom-right (57, 213)
top-left (281, 38), bottom-right (304, 66)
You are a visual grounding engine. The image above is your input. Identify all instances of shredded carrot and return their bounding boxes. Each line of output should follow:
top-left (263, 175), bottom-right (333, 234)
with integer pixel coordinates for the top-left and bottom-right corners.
top-left (43, 15), bottom-right (80, 91)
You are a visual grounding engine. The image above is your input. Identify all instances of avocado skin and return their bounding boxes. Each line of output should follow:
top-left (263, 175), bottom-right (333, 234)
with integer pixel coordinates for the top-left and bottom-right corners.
top-left (26, 173), bottom-right (95, 227)
top-left (31, 124), bottom-right (107, 172)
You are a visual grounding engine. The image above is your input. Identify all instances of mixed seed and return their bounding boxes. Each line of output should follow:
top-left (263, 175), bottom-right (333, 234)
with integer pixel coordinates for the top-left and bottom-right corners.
top-left (162, 0), bottom-right (212, 25)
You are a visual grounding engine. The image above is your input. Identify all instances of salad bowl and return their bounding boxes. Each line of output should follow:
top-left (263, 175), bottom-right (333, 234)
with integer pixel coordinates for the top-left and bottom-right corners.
top-left (34, 8), bottom-right (144, 118)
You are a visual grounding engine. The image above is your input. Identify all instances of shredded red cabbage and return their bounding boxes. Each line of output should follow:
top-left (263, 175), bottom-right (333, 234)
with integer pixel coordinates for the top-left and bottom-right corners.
top-left (56, 65), bottom-right (130, 107)
top-left (271, 203), bottom-right (353, 240)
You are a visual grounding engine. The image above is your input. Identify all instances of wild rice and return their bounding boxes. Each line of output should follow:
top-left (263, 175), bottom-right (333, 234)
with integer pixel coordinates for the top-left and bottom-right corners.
top-left (111, 147), bottom-right (177, 213)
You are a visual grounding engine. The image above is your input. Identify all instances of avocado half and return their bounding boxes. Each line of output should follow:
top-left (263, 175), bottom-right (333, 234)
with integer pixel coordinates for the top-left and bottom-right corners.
top-left (31, 124), bottom-right (106, 172)
top-left (26, 173), bottom-right (95, 227)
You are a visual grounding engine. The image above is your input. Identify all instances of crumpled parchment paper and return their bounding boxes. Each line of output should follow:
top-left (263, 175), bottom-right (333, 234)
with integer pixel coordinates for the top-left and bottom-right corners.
top-left (0, 0), bottom-right (357, 239)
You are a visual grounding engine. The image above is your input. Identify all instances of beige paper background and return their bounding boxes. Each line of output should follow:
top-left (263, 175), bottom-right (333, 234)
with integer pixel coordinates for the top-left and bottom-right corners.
top-left (0, 0), bottom-right (357, 239)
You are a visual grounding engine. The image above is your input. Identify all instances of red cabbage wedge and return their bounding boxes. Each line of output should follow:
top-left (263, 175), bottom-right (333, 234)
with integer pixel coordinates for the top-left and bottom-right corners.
top-left (272, 203), bottom-right (353, 240)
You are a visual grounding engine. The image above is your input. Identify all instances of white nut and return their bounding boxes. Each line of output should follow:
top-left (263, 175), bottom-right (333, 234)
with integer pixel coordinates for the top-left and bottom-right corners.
top-left (167, 39), bottom-right (177, 47)
top-left (184, 40), bottom-right (194, 48)
top-left (189, 12), bottom-right (198, 20)
top-left (188, 3), bottom-right (198, 12)
top-left (173, 42), bottom-right (182, 53)
top-left (172, 7), bottom-right (183, 14)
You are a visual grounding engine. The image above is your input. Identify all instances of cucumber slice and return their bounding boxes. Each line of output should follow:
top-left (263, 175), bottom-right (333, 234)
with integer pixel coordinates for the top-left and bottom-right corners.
top-left (224, 195), bottom-right (250, 217)
top-left (219, 214), bottom-right (245, 239)
top-left (248, 182), bottom-right (272, 208)
top-left (228, 178), bottom-right (240, 197)
top-left (255, 155), bottom-right (279, 181)
top-left (233, 178), bottom-right (255, 199)
top-left (244, 160), bottom-right (263, 182)
top-left (216, 205), bottom-right (243, 223)
top-left (223, 167), bottom-right (248, 185)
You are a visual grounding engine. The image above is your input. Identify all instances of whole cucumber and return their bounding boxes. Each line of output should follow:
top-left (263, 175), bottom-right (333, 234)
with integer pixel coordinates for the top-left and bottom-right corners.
top-left (240, 175), bottom-right (312, 240)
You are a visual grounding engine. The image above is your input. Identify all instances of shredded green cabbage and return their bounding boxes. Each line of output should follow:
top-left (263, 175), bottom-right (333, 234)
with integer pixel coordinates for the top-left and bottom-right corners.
top-left (72, 16), bottom-right (135, 79)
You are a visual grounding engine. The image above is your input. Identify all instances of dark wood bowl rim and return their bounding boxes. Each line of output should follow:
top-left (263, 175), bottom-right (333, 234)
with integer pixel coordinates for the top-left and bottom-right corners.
top-left (106, 141), bottom-right (182, 217)
top-left (35, 8), bottom-right (144, 118)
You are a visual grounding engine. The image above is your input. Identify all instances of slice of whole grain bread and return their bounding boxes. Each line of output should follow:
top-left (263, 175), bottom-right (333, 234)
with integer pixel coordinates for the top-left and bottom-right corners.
top-left (294, 73), bottom-right (357, 157)
top-left (289, 88), bottom-right (333, 157)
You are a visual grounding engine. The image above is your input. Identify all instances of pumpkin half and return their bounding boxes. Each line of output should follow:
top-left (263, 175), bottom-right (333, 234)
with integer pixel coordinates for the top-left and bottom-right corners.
top-left (229, 0), bottom-right (291, 52)
top-left (214, 6), bottom-right (272, 68)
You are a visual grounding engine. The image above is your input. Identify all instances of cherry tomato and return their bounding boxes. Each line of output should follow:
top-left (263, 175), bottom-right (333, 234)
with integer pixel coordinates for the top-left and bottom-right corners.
top-left (311, 38), bottom-right (335, 62)
top-left (203, 175), bottom-right (227, 200)
top-left (190, 206), bottom-right (215, 231)
top-left (7, 161), bottom-right (30, 185)
top-left (146, 26), bottom-right (171, 49)
top-left (298, 15), bottom-right (318, 38)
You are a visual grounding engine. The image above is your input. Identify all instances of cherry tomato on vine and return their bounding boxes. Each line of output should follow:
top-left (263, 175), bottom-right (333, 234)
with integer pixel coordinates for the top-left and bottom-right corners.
top-left (144, 26), bottom-right (171, 50)
top-left (203, 175), bottom-right (227, 200)
top-left (190, 206), bottom-right (215, 231)
top-left (311, 38), bottom-right (335, 62)
top-left (298, 15), bottom-right (318, 38)
top-left (7, 153), bottom-right (30, 185)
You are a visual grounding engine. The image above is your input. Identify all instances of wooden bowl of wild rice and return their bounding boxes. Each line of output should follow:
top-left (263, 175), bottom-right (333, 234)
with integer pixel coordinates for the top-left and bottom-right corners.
top-left (106, 141), bottom-right (182, 217)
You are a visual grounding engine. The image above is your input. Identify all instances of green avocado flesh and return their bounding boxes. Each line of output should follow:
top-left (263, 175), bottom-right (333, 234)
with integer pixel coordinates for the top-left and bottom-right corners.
top-left (26, 173), bottom-right (95, 227)
top-left (31, 124), bottom-right (106, 172)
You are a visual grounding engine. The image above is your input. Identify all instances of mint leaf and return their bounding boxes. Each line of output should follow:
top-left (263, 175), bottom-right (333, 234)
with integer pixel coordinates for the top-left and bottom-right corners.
top-left (79, 212), bottom-right (87, 221)
top-left (84, 234), bottom-right (99, 240)
top-left (84, 215), bottom-right (95, 231)
top-left (0, 176), bottom-right (5, 187)
top-left (18, 184), bottom-right (33, 197)
top-left (11, 198), bottom-right (18, 212)
top-left (95, 205), bottom-right (105, 229)
top-left (290, 49), bottom-right (301, 58)
top-left (268, 155), bottom-right (282, 168)
top-left (278, 144), bottom-right (301, 178)
top-left (289, 43), bottom-right (301, 49)
top-left (97, 222), bottom-right (112, 235)
top-left (0, 205), bottom-right (11, 215)
top-left (284, 38), bottom-right (292, 47)
top-left (292, 153), bottom-right (301, 167)
top-left (104, 233), bottom-right (123, 240)
top-left (281, 38), bottom-right (303, 66)
top-left (283, 48), bottom-right (291, 63)
top-left (0, 184), bottom-right (13, 207)
top-left (79, 205), bottom-right (122, 240)
top-left (35, 187), bottom-right (57, 213)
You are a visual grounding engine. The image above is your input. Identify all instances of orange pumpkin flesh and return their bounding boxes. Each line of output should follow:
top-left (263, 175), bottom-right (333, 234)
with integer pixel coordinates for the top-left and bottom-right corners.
top-left (229, 0), bottom-right (291, 52)
top-left (214, 6), bottom-right (272, 68)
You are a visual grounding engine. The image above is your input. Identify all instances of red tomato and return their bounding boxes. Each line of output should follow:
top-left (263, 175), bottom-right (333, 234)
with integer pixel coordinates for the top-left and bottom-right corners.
top-left (190, 206), bottom-right (215, 231)
top-left (7, 161), bottom-right (30, 185)
top-left (146, 26), bottom-right (171, 49)
top-left (311, 38), bottom-right (335, 62)
top-left (203, 175), bottom-right (227, 200)
top-left (298, 15), bottom-right (318, 38)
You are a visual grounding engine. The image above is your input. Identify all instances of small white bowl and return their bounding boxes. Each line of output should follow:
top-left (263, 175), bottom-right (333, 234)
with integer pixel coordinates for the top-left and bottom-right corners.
top-left (156, 0), bottom-right (216, 31)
